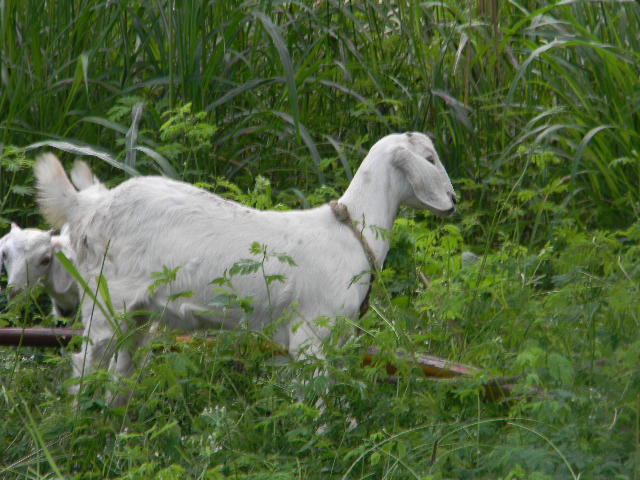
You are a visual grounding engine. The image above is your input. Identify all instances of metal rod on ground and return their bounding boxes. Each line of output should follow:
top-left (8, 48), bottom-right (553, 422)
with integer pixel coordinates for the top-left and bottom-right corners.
top-left (0, 328), bottom-right (515, 399)
top-left (0, 327), bottom-right (83, 347)
top-left (0, 327), bottom-right (481, 378)
top-left (0, 328), bottom-right (477, 378)
top-left (0, 328), bottom-right (478, 378)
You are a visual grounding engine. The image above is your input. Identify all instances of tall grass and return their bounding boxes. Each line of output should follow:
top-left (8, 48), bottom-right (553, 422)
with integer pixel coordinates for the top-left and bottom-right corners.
top-left (2, 1), bottom-right (637, 232)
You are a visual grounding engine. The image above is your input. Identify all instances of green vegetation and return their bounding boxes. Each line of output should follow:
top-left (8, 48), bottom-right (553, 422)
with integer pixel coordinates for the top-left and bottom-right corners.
top-left (1, 1), bottom-right (639, 478)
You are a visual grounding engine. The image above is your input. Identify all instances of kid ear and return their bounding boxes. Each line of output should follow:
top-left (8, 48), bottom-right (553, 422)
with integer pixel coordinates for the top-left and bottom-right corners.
top-left (49, 249), bottom-right (75, 294)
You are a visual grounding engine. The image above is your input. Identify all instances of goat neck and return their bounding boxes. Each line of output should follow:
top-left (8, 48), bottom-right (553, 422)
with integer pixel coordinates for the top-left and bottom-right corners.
top-left (337, 148), bottom-right (405, 267)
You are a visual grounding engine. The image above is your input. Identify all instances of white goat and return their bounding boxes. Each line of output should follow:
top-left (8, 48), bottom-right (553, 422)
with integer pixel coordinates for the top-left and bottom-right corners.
top-left (34, 132), bottom-right (456, 388)
top-left (0, 223), bottom-right (78, 318)
top-left (0, 160), bottom-right (105, 319)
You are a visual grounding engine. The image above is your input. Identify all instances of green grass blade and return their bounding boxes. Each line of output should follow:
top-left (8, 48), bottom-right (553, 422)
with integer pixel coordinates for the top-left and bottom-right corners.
top-left (252, 11), bottom-right (300, 135)
top-left (125, 102), bottom-right (145, 174)
top-left (24, 140), bottom-right (140, 176)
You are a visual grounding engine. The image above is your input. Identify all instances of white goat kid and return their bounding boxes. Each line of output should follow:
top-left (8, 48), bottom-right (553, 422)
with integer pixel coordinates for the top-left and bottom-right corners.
top-left (0, 161), bottom-right (105, 319)
top-left (0, 223), bottom-right (78, 318)
top-left (34, 132), bottom-right (456, 392)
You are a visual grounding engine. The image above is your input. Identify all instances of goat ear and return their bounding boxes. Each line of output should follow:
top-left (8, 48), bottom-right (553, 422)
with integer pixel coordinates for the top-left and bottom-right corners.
top-left (10, 222), bottom-right (20, 232)
top-left (392, 145), bottom-right (455, 214)
top-left (51, 237), bottom-right (62, 252)
top-left (391, 145), bottom-right (432, 205)
top-left (50, 250), bottom-right (74, 294)
top-left (51, 236), bottom-right (73, 259)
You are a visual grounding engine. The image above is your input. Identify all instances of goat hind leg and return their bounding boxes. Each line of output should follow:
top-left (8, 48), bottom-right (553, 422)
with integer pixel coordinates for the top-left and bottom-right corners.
top-left (105, 313), bottom-right (155, 407)
top-left (69, 305), bottom-right (118, 396)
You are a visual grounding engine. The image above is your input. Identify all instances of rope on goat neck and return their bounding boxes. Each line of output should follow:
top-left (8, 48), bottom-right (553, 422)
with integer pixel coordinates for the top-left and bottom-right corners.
top-left (329, 200), bottom-right (377, 318)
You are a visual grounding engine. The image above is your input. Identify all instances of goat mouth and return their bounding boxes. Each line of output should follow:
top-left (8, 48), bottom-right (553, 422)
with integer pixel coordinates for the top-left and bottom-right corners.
top-left (440, 206), bottom-right (456, 217)
top-left (426, 203), bottom-right (456, 217)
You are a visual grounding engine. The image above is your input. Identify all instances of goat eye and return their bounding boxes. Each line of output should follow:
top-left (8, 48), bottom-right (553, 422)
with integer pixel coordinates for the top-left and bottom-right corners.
top-left (426, 155), bottom-right (436, 165)
top-left (40, 256), bottom-right (51, 266)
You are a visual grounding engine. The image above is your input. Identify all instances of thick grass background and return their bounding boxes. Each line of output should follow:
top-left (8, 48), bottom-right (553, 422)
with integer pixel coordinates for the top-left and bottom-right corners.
top-left (1, 1), bottom-right (640, 478)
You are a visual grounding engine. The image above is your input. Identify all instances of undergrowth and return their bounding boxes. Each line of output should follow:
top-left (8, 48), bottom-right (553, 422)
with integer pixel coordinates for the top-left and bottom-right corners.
top-left (2, 211), bottom-right (639, 479)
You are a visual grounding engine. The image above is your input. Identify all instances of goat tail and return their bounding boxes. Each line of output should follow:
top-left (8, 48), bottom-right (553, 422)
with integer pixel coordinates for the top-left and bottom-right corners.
top-left (35, 153), bottom-right (78, 229)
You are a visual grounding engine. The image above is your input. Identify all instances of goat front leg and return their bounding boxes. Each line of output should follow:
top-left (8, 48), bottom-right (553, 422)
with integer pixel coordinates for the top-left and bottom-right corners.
top-left (287, 315), bottom-right (359, 432)
top-left (287, 317), bottom-right (331, 363)
top-left (286, 316), bottom-right (331, 418)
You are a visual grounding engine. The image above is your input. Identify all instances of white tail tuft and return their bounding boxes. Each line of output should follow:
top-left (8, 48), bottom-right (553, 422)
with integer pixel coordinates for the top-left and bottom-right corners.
top-left (34, 153), bottom-right (78, 229)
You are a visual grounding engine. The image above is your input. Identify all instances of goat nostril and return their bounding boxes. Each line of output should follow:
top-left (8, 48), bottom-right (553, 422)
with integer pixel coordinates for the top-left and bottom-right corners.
top-left (450, 193), bottom-right (457, 205)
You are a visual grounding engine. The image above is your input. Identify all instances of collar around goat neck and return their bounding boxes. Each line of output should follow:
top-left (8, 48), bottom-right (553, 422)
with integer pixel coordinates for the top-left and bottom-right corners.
top-left (329, 200), bottom-right (377, 318)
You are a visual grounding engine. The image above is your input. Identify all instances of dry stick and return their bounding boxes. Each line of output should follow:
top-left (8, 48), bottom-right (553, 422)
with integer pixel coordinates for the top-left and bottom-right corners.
top-left (418, 270), bottom-right (430, 289)
top-left (362, 346), bottom-right (477, 378)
